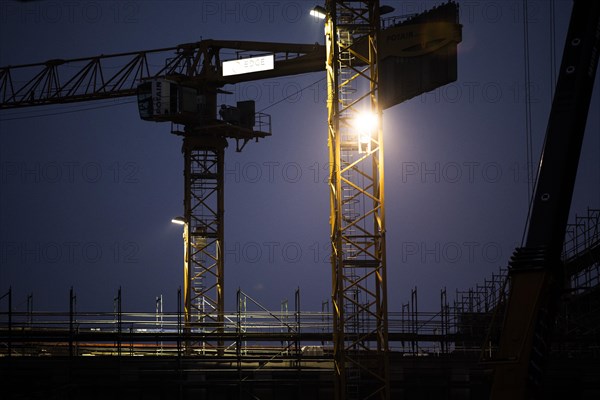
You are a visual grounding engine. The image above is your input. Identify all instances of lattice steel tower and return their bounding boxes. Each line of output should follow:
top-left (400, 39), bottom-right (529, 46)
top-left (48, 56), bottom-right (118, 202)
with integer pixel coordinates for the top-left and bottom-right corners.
top-left (325, 1), bottom-right (389, 399)
top-left (182, 134), bottom-right (227, 352)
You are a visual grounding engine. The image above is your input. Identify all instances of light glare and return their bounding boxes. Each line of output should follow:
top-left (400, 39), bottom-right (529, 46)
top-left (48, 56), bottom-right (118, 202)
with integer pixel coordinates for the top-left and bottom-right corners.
top-left (171, 217), bottom-right (186, 225)
top-left (310, 6), bottom-right (327, 20)
top-left (353, 111), bottom-right (378, 136)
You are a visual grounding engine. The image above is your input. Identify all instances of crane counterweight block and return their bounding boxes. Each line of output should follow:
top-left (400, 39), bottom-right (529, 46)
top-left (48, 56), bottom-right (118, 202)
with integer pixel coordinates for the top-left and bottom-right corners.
top-left (137, 78), bottom-right (214, 124)
top-left (378, 1), bottom-right (462, 109)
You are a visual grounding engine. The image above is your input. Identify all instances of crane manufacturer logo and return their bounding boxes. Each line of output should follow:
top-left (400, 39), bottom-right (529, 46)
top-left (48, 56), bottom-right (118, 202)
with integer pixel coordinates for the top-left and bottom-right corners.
top-left (222, 54), bottom-right (274, 77)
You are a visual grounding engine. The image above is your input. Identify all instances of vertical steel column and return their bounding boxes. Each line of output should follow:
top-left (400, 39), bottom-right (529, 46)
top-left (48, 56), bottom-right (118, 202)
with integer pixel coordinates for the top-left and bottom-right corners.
top-left (326, 1), bottom-right (389, 399)
top-left (7, 287), bottom-right (12, 358)
top-left (69, 287), bottom-right (75, 357)
top-left (116, 287), bottom-right (122, 357)
top-left (183, 135), bottom-right (226, 353)
top-left (236, 288), bottom-right (243, 398)
top-left (177, 287), bottom-right (182, 358)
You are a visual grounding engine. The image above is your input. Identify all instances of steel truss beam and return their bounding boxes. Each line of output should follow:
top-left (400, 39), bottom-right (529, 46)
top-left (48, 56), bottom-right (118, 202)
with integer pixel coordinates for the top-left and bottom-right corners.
top-left (0, 41), bottom-right (324, 109)
top-left (326, 1), bottom-right (389, 399)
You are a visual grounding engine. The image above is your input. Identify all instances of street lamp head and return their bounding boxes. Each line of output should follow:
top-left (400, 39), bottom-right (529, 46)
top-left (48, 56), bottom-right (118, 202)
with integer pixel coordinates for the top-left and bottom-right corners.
top-left (171, 216), bottom-right (186, 225)
top-left (310, 6), bottom-right (327, 20)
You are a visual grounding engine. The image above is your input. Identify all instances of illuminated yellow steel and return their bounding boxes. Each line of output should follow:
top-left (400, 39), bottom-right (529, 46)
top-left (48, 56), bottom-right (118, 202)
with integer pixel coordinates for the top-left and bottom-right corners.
top-left (326, 1), bottom-right (389, 399)
top-left (183, 136), bottom-right (226, 353)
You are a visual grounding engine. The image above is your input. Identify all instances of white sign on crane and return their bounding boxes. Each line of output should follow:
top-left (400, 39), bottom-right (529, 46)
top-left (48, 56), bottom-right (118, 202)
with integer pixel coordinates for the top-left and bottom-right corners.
top-left (222, 54), bottom-right (274, 77)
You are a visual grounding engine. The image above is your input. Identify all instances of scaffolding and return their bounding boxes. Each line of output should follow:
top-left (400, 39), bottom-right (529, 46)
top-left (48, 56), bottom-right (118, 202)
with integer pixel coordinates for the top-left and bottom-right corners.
top-left (564, 208), bottom-right (600, 293)
top-left (0, 271), bottom-right (510, 359)
top-left (2, 210), bottom-right (599, 398)
top-left (559, 208), bottom-right (600, 355)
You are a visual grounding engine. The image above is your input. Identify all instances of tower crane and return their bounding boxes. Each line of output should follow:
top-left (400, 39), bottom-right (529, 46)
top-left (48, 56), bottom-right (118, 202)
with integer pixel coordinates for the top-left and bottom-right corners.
top-left (1, 39), bottom-right (328, 352)
top-left (324, 2), bottom-right (390, 399)
top-left (0, 1), bottom-right (461, 397)
top-left (321, 2), bottom-right (460, 398)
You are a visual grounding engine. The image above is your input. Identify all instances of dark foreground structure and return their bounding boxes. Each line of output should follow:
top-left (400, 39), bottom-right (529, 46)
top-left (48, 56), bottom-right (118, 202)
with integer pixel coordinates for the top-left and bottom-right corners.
top-left (1, 352), bottom-right (599, 399)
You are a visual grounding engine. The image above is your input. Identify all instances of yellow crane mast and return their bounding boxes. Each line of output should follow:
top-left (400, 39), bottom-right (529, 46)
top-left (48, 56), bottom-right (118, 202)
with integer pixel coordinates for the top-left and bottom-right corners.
top-left (324, 1), bottom-right (388, 399)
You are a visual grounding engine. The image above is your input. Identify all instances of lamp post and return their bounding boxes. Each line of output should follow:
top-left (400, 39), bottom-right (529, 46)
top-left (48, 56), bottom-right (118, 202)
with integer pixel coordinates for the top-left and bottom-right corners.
top-left (171, 216), bottom-right (191, 352)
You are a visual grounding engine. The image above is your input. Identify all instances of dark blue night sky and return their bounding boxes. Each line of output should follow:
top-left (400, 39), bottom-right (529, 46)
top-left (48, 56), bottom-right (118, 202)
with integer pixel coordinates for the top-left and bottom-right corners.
top-left (1, 0), bottom-right (598, 314)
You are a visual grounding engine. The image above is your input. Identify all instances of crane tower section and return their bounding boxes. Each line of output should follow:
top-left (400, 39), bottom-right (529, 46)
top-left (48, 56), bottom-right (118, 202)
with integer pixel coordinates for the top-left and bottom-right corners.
top-left (326, 1), bottom-right (389, 399)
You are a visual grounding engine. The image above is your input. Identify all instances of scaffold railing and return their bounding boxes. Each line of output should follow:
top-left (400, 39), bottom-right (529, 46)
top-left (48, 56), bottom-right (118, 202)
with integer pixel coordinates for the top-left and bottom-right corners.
top-left (3, 208), bottom-right (598, 359)
top-left (1, 287), bottom-right (502, 358)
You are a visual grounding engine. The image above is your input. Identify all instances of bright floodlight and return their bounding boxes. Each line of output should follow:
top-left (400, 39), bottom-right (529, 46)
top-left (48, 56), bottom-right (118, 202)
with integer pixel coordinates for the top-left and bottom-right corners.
top-left (353, 111), bottom-right (378, 135)
top-left (310, 6), bottom-right (327, 19)
top-left (353, 111), bottom-right (379, 147)
top-left (171, 216), bottom-right (186, 225)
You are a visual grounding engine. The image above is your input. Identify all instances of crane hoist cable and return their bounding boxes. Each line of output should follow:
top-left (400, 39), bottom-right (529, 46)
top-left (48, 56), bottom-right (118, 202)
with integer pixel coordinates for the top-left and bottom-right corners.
top-left (523, 0), bottom-right (534, 203)
top-left (0, 99), bottom-right (137, 121)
